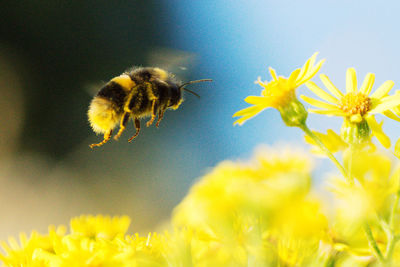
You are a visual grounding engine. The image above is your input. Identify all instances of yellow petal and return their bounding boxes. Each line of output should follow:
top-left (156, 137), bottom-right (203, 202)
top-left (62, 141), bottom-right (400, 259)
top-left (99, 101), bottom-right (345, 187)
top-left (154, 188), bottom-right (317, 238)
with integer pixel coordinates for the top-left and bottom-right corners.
top-left (309, 52), bottom-right (318, 68)
top-left (297, 56), bottom-right (325, 86)
top-left (288, 68), bottom-right (301, 86)
top-left (254, 76), bottom-right (262, 85)
top-left (370, 80), bottom-right (395, 99)
top-left (269, 67), bottom-right (278, 81)
top-left (245, 96), bottom-right (272, 106)
top-left (297, 54), bottom-right (313, 82)
top-left (383, 110), bottom-right (400, 122)
top-left (301, 95), bottom-right (339, 110)
top-left (346, 68), bottom-right (357, 93)
top-left (233, 113), bottom-right (259, 126)
top-left (371, 95), bottom-right (400, 114)
top-left (359, 73), bottom-right (375, 95)
top-left (233, 105), bottom-right (264, 117)
top-left (320, 74), bottom-right (343, 99)
top-left (305, 81), bottom-right (338, 104)
top-left (307, 109), bottom-right (346, 116)
top-left (395, 138), bottom-right (400, 159)
top-left (307, 58), bottom-right (325, 79)
top-left (233, 105), bottom-right (266, 125)
top-left (18, 233), bottom-right (28, 247)
top-left (0, 241), bottom-right (12, 254)
top-left (7, 237), bottom-right (19, 250)
top-left (365, 115), bottom-right (391, 148)
top-left (233, 115), bottom-right (254, 126)
top-left (393, 90), bottom-right (400, 115)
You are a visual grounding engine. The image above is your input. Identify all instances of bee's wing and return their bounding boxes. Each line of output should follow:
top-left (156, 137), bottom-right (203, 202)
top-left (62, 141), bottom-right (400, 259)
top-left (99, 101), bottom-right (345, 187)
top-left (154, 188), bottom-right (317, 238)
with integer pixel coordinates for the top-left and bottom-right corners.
top-left (146, 47), bottom-right (197, 80)
top-left (84, 81), bottom-right (107, 96)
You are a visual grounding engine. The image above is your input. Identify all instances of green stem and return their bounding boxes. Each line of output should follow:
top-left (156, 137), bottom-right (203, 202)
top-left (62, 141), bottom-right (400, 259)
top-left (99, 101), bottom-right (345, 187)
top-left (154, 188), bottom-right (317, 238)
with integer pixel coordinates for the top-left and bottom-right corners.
top-left (349, 144), bottom-right (385, 263)
top-left (363, 223), bottom-right (385, 262)
top-left (300, 124), bottom-right (385, 261)
top-left (386, 235), bottom-right (398, 262)
top-left (300, 124), bottom-right (350, 183)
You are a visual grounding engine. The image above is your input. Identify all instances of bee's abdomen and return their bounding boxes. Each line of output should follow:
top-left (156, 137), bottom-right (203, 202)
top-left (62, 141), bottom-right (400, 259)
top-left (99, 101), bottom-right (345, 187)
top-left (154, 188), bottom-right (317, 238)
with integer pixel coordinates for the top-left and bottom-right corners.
top-left (97, 81), bottom-right (127, 110)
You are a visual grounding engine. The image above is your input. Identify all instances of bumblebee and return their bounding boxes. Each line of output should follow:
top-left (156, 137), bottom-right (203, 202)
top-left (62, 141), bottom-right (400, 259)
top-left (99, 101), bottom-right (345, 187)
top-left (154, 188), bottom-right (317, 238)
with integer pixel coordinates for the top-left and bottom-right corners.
top-left (88, 67), bottom-right (212, 148)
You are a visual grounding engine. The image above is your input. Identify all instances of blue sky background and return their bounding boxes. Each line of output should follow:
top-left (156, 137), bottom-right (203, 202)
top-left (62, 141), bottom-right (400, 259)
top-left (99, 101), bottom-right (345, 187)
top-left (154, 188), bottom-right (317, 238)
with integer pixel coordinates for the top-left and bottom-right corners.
top-left (163, 0), bottom-right (400, 162)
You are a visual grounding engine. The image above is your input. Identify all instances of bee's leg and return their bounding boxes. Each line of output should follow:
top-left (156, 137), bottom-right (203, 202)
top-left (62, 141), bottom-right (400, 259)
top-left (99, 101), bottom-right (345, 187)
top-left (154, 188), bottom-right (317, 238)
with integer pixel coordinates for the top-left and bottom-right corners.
top-left (128, 118), bottom-right (141, 142)
top-left (117, 85), bottom-right (140, 140)
top-left (146, 100), bottom-right (158, 127)
top-left (114, 112), bottom-right (130, 141)
top-left (89, 130), bottom-right (113, 149)
top-left (155, 107), bottom-right (166, 127)
top-left (123, 85), bottom-right (140, 112)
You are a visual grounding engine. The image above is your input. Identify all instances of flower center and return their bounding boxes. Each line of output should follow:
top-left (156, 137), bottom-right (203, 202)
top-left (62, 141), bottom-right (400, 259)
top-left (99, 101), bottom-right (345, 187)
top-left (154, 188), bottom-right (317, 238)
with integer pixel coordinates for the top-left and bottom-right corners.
top-left (339, 92), bottom-right (371, 116)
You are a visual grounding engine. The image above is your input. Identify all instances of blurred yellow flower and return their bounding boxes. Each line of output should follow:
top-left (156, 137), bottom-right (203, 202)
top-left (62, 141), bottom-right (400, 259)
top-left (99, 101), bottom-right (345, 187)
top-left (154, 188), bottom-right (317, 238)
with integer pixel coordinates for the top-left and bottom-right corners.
top-left (70, 214), bottom-right (130, 240)
top-left (0, 226), bottom-right (66, 267)
top-left (35, 235), bottom-right (126, 267)
top-left (331, 150), bottom-right (398, 218)
top-left (173, 146), bottom-right (328, 266)
top-left (301, 68), bottom-right (400, 147)
top-left (233, 53), bottom-right (324, 126)
top-left (270, 198), bottom-right (328, 265)
top-left (0, 215), bottom-right (165, 267)
top-left (327, 150), bottom-right (400, 263)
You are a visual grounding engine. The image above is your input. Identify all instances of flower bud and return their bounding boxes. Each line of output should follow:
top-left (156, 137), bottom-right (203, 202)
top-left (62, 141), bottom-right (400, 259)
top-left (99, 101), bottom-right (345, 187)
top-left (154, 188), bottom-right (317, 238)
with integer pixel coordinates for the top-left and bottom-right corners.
top-left (340, 118), bottom-right (371, 146)
top-left (278, 98), bottom-right (308, 128)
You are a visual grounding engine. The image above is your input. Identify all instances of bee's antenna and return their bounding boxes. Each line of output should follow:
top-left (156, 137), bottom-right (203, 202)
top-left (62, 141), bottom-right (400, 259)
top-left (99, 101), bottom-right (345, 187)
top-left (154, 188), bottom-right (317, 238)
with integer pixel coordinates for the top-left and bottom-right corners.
top-left (179, 79), bottom-right (212, 99)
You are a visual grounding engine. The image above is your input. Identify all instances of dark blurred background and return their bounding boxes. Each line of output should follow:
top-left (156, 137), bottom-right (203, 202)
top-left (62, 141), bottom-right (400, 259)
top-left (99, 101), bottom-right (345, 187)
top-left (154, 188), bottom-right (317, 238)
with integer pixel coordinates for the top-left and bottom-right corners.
top-left (2, 0), bottom-right (400, 238)
top-left (2, 1), bottom-right (179, 157)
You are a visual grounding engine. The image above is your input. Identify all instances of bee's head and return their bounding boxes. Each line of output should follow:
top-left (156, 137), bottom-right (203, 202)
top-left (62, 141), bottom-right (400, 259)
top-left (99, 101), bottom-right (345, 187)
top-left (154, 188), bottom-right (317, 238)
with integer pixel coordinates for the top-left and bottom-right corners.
top-left (168, 83), bottom-right (183, 109)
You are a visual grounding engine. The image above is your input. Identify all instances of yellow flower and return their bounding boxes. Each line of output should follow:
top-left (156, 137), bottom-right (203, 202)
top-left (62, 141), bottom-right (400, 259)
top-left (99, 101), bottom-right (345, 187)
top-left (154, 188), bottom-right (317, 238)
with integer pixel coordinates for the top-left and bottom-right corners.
top-left (332, 150), bottom-right (398, 215)
top-left (173, 146), bottom-right (313, 230)
top-left (301, 68), bottom-right (400, 147)
top-left (0, 215), bottom-right (166, 267)
top-left (327, 150), bottom-right (400, 261)
top-left (233, 52), bottom-right (325, 126)
top-left (0, 226), bottom-right (66, 267)
top-left (70, 214), bottom-right (130, 240)
top-left (173, 146), bottom-right (328, 266)
top-left (271, 198), bottom-right (328, 266)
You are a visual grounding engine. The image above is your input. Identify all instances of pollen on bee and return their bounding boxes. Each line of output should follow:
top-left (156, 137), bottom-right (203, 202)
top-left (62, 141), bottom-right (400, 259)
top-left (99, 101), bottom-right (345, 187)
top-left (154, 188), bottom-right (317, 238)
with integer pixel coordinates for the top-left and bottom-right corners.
top-left (152, 68), bottom-right (169, 80)
top-left (88, 97), bottom-right (121, 134)
top-left (111, 74), bottom-right (135, 91)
